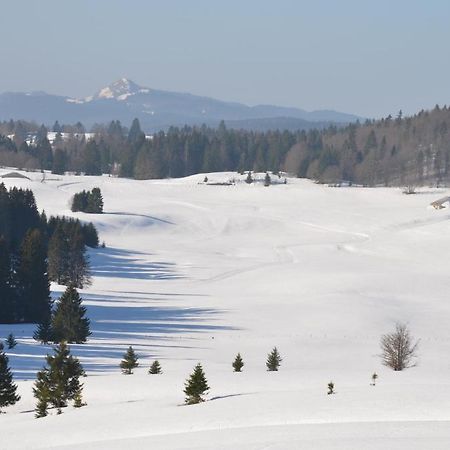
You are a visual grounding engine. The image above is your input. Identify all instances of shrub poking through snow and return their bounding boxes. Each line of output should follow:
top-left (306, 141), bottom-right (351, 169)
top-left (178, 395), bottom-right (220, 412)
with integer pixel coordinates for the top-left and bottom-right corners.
top-left (120, 346), bottom-right (139, 374)
top-left (73, 391), bottom-right (86, 408)
top-left (5, 333), bottom-right (17, 349)
top-left (327, 381), bottom-right (335, 395)
top-left (266, 347), bottom-right (282, 371)
top-left (184, 363), bottom-right (209, 404)
top-left (232, 353), bottom-right (244, 372)
top-left (148, 360), bottom-right (162, 374)
top-left (245, 171), bottom-right (253, 184)
top-left (371, 372), bottom-right (378, 386)
top-left (380, 323), bottom-right (419, 371)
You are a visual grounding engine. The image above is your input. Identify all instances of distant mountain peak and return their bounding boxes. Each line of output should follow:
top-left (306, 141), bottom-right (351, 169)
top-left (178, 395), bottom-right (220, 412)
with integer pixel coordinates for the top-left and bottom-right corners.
top-left (90, 78), bottom-right (149, 101)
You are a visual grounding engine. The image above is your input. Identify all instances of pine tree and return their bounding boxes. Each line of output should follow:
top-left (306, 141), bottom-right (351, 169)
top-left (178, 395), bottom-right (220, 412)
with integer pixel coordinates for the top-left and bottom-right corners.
top-left (128, 118), bottom-right (145, 145)
top-left (245, 171), bottom-right (253, 184)
top-left (67, 229), bottom-right (91, 288)
top-left (52, 285), bottom-right (91, 344)
top-left (52, 148), bottom-right (67, 175)
top-left (0, 237), bottom-right (14, 324)
top-left (266, 347), bottom-right (282, 371)
top-left (148, 360), bottom-right (162, 375)
top-left (264, 172), bottom-right (271, 186)
top-left (120, 346), bottom-right (139, 374)
top-left (6, 333), bottom-right (17, 349)
top-left (33, 316), bottom-right (53, 344)
top-left (0, 350), bottom-right (20, 412)
top-left (16, 229), bottom-right (51, 323)
top-left (232, 353), bottom-right (244, 372)
top-left (327, 381), bottom-right (335, 395)
top-left (33, 341), bottom-right (84, 417)
top-left (82, 141), bottom-right (102, 175)
top-left (184, 363), bottom-right (209, 404)
top-left (47, 225), bottom-right (69, 285)
top-left (86, 188), bottom-right (104, 213)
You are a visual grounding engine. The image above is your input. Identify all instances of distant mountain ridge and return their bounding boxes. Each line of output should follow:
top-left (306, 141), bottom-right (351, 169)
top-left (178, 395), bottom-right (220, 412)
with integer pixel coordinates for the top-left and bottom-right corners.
top-left (0, 78), bottom-right (362, 132)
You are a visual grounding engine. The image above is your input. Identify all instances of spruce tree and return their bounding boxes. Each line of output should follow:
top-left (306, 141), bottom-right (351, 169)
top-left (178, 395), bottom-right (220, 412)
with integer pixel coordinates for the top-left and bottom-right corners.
top-left (266, 347), bottom-right (282, 371)
top-left (0, 350), bottom-right (20, 411)
top-left (67, 229), bottom-right (91, 288)
top-left (52, 285), bottom-right (91, 344)
top-left (86, 188), bottom-right (103, 213)
top-left (148, 360), bottom-right (162, 374)
top-left (184, 363), bottom-right (209, 404)
top-left (33, 341), bottom-right (84, 416)
top-left (6, 333), bottom-right (17, 349)
top-left (33, 316), bottom-right (53, 344)
top-left (0, 237), bottom-right (14, 324)
top-left (232, 353), bottom-right (244, 372)
top-left (47, 225), bottom-right (69, 285)
top-left (16, 229), bottom-right (51, 323)
top-left (120, 346), bottom-right (139, 374)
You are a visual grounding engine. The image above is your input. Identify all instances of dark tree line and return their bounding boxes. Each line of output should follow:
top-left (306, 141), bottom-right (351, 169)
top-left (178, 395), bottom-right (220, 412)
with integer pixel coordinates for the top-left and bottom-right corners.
top-left (1, 105), bottom-right (450, 185)
top-left (0, 184), bottom-right (98, 324)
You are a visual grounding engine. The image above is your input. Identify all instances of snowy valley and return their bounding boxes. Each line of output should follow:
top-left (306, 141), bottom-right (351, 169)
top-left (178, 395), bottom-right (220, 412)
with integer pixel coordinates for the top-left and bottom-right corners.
top-left (2, 170), bottom-right (450, 449)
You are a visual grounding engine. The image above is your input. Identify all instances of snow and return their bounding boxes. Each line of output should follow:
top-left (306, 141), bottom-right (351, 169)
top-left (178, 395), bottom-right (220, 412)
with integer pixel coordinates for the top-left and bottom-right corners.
top-left (1, 170), bottom-right (450, 449)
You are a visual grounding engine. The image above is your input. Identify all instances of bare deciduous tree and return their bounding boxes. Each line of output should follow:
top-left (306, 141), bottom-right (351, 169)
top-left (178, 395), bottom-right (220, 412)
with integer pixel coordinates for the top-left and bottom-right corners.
top-left (380, 323), bottom-right (419, 371)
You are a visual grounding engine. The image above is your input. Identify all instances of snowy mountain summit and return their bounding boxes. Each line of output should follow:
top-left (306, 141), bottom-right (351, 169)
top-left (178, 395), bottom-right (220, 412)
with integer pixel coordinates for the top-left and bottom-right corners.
top-left (90, 78), bottom-right (150, 101)
top-left (0, 78), bottom-right (362, 131)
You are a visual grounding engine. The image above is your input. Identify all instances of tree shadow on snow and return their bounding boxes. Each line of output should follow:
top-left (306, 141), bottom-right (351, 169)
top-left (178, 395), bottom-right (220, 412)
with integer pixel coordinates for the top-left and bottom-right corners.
top-left (4, 302), bottom-right (235, 380)
top-left (88, 247), bottom-right (184, 280)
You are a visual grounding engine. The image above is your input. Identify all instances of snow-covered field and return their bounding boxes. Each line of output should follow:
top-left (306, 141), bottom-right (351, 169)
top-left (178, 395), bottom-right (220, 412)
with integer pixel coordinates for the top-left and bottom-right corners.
top-left (2, 169), bottom-right (450, 449)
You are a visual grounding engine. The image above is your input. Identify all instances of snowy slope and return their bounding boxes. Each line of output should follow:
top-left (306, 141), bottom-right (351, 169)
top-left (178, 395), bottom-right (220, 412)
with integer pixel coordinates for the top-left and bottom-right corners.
top-left (1, 170), bottom-right (450, 449)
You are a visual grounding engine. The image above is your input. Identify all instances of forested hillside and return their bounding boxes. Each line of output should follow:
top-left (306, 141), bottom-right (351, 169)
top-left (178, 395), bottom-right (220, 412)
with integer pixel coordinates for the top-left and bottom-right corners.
top-left (1, 105), bottom-right (449, 186)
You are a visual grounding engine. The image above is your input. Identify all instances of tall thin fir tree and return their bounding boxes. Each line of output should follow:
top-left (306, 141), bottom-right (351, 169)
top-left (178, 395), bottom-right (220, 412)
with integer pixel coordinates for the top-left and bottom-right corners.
top-left (0, 349), bottom-right (20, 412)
top-left (184, 363), bottom-right (209, 404)
top-left (120, 346), bottom-right (139, 374)
top-left (67, 229), bottom-right (91, 288)
top-left (47, 225), bottom-right (69, 285)
top-left (52, 285), bottom-right (91, 344)
top-left (16, 229), bottom-right (51, 323)
top-left (0, 237), bottom-right (14, 324)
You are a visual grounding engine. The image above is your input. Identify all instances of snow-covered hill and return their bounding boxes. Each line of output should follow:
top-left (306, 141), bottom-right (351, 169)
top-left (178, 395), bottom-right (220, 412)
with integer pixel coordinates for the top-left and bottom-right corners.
top-left (2, 170), bottom-right (450, 449)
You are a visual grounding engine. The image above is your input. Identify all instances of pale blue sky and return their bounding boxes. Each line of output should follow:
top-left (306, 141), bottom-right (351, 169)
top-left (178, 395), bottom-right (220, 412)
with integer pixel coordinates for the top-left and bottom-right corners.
top-left (1, 0), bottom-right (449, 117)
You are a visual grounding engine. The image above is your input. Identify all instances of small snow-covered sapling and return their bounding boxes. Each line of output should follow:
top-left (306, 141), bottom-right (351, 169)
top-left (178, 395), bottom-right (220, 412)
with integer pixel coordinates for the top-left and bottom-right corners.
top-left (327, 381), bottom-right (335, 395)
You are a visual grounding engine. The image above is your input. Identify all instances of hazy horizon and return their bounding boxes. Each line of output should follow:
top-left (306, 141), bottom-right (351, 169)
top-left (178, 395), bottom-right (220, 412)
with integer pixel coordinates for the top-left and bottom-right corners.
top-left (1, 0), bottom-right (449, 119)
